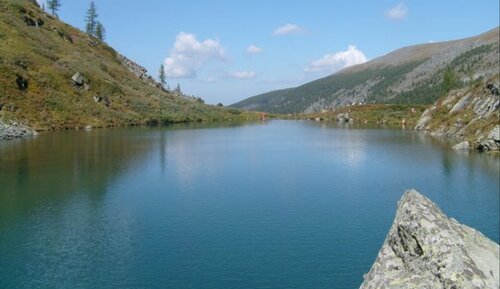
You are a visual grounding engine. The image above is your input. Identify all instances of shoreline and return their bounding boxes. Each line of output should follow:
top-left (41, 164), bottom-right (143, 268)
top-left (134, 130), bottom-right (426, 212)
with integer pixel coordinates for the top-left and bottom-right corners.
top-left (0, 120), bottom-right (38, 141)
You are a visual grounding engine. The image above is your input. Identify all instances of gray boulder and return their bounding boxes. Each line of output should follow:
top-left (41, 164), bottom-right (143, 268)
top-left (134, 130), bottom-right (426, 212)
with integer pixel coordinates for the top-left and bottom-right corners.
top-left (71, 72), bottom-right (85, 86)
top-left (93, 95), bottom-right (111, 107)
top-left (0, 120), bottom-right (37, 141)
top-left (336, 113), bottom-right (351, 123)
top-left (16, 74), bottom-right (28, 91)
top-left (360, 190), bottom-right (499, 289)
top-left (414, 106), bottom-right (434, 130)
top-left (476, 125), bottom-right (500, 152)
top-left (449, 95), bottom-right (471, 114)
top-left (452, 140), bottom-right (470, 151)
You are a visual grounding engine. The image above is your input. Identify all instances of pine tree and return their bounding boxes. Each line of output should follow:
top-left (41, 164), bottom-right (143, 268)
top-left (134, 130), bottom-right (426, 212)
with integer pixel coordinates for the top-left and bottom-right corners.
top-left (159, 64), bottom-right (166, 89)
top-left (85, 1), bottom-right (98, 37)
top-left (175, 83), bottom-right (181, 94)
top-left (443, 66), bottom-right (458, 93)
top-left (46, 0), bottom-right (61, 17)
top-left (95, 21), bottom-right (105, 41)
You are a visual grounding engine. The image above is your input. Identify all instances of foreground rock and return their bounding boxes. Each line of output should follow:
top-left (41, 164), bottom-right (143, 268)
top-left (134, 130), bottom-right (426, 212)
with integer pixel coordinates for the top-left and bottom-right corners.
top-left (0, 120), bottom-right (37, 141)
top-left (360, 190), bottom-right (499, 289)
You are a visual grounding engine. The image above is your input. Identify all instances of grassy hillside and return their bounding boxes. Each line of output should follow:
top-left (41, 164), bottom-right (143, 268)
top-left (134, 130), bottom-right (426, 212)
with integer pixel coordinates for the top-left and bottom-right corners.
top-left (232, 28), bottom-right (499, 114)
top-left (0, 0), bottom-right (258, 131)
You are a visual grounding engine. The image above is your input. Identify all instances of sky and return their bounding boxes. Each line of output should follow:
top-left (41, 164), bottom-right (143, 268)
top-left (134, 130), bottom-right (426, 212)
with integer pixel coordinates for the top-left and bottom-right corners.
top-left (37, 0), bottom-right (499, 105)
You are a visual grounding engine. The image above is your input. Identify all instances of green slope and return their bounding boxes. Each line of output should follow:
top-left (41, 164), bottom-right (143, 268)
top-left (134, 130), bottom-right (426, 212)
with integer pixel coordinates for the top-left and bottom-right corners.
top-left (0, 0), bottom-right (257, 130)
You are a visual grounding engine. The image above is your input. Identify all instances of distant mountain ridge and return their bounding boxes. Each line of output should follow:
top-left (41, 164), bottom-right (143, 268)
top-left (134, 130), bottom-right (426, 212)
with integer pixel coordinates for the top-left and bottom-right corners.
top-left (232, 28), bottom-right (499, 113)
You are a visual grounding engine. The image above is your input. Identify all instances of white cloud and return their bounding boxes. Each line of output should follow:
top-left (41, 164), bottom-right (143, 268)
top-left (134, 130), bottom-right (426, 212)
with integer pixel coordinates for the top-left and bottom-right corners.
top-left (273, 23), bottom-right (305, 35)
top-left (229, 71), bottom-right (256, 80)
top-left (305, 45), bottom-right (368, 74)
top-left (385, 3), bottom-right (408, 20)
top-left (246, 45), bottom-right (263, 54)
top-left (164, 32), bottom-right (226, 78)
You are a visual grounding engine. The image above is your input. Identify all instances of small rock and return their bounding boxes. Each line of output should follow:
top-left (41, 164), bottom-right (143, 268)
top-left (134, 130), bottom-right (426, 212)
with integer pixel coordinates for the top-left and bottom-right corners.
top-left (486, 83), bottom-right (499, 96)
top-left (93, 95), bottom-right (111, 107)
top-left (452, 140), bottom-right (470, 151)
top-left (450, 95), bottom-right (471, 114)
top-left (23, 16), bottom-right (44, 27)
top-left (475, 126), bottom-right (500, 152)
top-left (336, 113), bottom-right (350, 123)
top-left (71, 72), bottom-right (85, 86)
top-left (487, 125), bottom-right (499, 141)
top-left (15, 74), bottom-right (28, 91)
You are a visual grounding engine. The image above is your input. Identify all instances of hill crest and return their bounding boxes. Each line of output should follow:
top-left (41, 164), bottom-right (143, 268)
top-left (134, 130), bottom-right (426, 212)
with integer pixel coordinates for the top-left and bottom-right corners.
top-left (232, 28), bottom-right (499, 114)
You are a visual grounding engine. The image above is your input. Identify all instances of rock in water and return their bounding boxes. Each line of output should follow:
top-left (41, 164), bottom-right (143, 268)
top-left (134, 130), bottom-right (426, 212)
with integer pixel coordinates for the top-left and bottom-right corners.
top-left (452, 140), bottom-right (470, 151)
top-left (0, 120), bottom-right (37, 141)
top-left (360, 190), bottom-right (499, 289)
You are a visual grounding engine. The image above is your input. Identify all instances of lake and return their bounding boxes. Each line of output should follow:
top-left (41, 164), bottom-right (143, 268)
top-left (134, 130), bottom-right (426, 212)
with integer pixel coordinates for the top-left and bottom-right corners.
top-left (0, 120), bottom-right (498, 289)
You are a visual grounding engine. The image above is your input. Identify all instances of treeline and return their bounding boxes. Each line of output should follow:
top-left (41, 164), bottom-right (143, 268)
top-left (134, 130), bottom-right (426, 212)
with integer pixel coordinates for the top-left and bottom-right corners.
top-left (43, 0), bottom-right (106, 41)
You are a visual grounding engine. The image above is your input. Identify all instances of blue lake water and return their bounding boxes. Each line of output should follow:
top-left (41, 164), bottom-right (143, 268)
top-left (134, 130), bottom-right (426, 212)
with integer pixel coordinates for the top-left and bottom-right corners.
top-left (0, 120), bottom-right (498, 288)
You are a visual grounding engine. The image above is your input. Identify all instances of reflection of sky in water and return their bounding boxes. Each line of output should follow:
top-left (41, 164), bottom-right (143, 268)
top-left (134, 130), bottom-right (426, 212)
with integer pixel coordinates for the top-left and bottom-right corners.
top-left (0, 121), bottom-right (498, 289)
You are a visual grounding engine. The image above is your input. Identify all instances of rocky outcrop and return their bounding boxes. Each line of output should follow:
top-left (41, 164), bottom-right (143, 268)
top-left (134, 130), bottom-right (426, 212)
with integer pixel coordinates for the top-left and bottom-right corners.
top-left (477, 125), bottom-right (500, 152)
top-left (452, 140), bottom-right (470, 151)
top-left (117, 54), bottom-right (164, 90)
top-left (336, 112), bottom-right (352, 123)
top-left (360, 190), bottom-right (499, 289)
top-left (415, 80), bottom-right (500, 152)
top-left (0, 120), bottom-right (37, 141)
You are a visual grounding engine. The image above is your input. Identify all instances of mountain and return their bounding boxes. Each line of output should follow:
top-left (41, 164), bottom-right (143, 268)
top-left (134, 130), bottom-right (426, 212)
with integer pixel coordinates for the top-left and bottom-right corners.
top-left (0, 0), bottom-right (256, 131)
top-left (232, 28), bottom-right (499, 114)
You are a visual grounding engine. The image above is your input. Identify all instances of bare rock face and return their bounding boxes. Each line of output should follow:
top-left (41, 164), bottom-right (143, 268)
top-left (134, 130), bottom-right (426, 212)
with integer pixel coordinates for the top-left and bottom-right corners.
top-left (415, 81), bottom-right (500, 152)
top-left (117, 54), bottom-right (164, 90)
top-left (360, 190), bottom-right (499, 289)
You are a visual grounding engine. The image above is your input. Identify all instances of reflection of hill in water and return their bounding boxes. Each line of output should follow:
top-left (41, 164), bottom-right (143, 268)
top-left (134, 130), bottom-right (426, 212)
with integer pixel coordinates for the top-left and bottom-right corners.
top-left (306, 120), bottom-right (500, 179)
top-left (0, 129), bottom-right (152, 221)
top-left (0, 122), bottom-right (261, 222)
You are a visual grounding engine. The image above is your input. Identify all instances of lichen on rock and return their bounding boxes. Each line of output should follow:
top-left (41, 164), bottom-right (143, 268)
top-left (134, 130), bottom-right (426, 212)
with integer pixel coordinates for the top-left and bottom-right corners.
top-left (360, 190), bottom-right (499, 289)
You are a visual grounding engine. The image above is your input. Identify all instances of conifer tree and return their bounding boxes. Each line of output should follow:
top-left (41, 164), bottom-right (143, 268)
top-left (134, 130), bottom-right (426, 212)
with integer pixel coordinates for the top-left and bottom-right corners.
top-left (95, 21), bottom-right (105, 41)
top-left (175, 83), bottom-right (181, 94)
top-left (85, 1), bottom-right (98, 36)
top-left (159, 64), bottom-right (166, 89)
top-left (46, 0), bottom-right (61, 17)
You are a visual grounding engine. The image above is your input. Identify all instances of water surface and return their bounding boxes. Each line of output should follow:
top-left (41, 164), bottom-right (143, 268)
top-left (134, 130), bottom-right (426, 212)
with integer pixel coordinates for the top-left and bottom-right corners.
top-left (0, 121), bottom-right (498, 288)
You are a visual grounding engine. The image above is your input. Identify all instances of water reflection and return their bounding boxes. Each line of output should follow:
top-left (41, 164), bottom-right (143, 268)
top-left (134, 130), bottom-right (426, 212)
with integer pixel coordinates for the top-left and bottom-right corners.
top-left (0, 129), bottom-right (148, 222)
top-left (0, 120), bottom-right (498, 289)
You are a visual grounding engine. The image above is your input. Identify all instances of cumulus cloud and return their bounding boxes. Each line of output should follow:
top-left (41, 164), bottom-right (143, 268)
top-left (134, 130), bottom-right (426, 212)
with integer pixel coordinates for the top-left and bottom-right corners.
top-left (164, 32), bottom-right (226, 78)
top-left (305, 45), bottom-right (368, 74)
top-left (385, 3), bottom-right (408, 20)
top-left (246, 45), bottom-right (263, 54)
top-left (229, 71), bottom-right (256, 80)
top-left (273, 23), bottom-right (305, 35)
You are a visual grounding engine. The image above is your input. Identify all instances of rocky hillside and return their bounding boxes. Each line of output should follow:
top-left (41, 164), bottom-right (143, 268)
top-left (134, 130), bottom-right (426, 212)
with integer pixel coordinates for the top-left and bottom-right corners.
top-left (0, 0), bottom-right (256, 133)
top-left (415, 75), bottom-right (499, 152)
top-left (232, 28), bottom-right (499, 114)
top-left (360, 190), bottom-right (499, 289)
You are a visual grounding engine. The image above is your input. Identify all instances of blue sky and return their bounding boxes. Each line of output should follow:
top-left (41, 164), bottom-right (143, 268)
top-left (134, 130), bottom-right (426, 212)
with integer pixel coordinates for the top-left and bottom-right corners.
top-left (39, 0), bottom-right (499, 105)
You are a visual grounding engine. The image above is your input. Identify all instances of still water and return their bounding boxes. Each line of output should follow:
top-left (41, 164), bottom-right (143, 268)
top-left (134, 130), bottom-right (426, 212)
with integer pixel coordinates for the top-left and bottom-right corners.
top-left (0, 120), bottom-right (498, 289)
